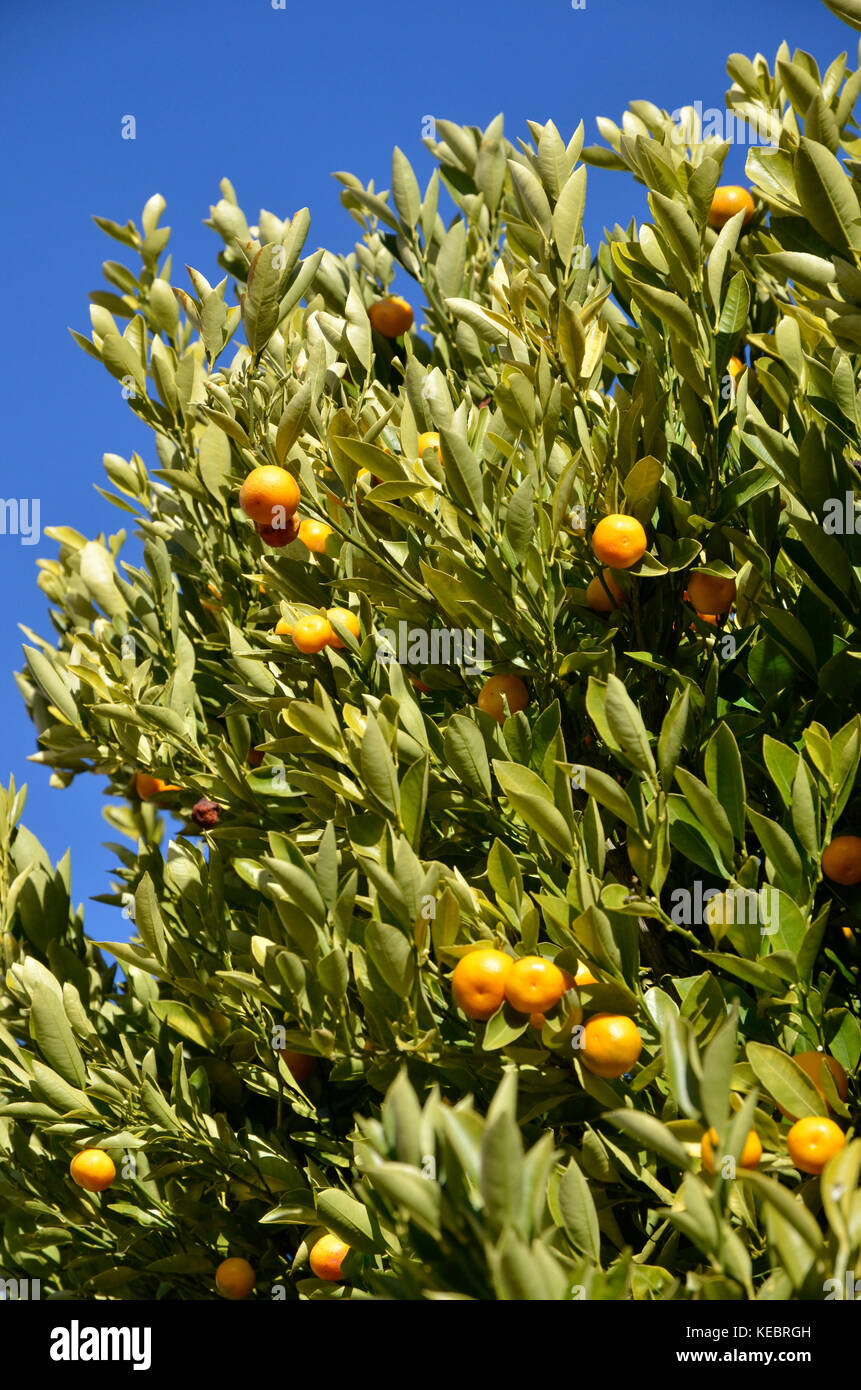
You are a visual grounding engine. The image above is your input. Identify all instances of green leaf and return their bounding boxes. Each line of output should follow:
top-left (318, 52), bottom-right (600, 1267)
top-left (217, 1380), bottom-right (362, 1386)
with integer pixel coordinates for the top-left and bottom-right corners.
top-left (700, 1011), bottom-right (738, 1132)
top-left (134, 874), bottom-right (168, 965)
top-left (29, 987), bottom-right (86, 1088)
top-left (794, 137), bottom-right (861, 252)
top-left (628, 280), bottom-right (699, 348)
top-left (745, 807), bottom-right (803, 895)
top-left (746, 1042), bottom-right (824, 1119)
top-left (316, 1188), bottom-right (382, 1254)
top-left (657, 689), bottom-right (690, 793)
top-left (493, 762), bottom-right (574, 855)
top-left (365, 920), bottom-right (415, 997)
top-left (824, 0), bottom-right (861, 31)
top-left (481, 1110), bottom-right (524, 1228)
top-left (365, 1163), bottom-right (441, 1235)
top-left (607, 1109), bottom-right (693, 1168)
top-left (557, 1158), bottom-right (601, 1260)
top-left (675, 768), bottom-right (735, 865)
top-left (23, 646), bottom-right (81, 728)
top-left (241, 243), bottom-right (283, 355)
top-left (438, 425), bottom-right (484, 516)
top-left (361, 717), bottom-right (400, 815)
top-left (444, 715), bottom-right (492, 798)
top-left (30, 1061), bottom-right (98, 1116)
top-left (604, 674), bottom-right (656, 777)
top-left (552, 166), bottom-right (587, 270)
top-left (391, 147), bottom-right (421, 226)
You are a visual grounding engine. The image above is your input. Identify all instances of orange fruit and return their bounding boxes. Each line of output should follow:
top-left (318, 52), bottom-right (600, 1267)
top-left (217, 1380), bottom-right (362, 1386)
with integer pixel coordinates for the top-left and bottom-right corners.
top-left (215, 1257), bottom-right (256, 1300)
top-left (368, 295), bottom-right (414, 338)
top-left (686, 571), bottom-right (736, 615)
top-left (417, 431), bottom-right (442, 460)
top-left (239, 465), bottom-right (300, 526)
top-left (786, 1116), bottom-right (846, 1175)
top-left (591, 515), bottom-right (647, 570)
top-left (451, 948), bottom-right (513, 1021)
top-left (274, 617), bottom-right (293, 637)
top-left (477, 673), bottom-right (529, 725)
top-left (69, 1148), bottom-right (116, 1193)
top-left (574, 962), bottom-right (598, 986)
top-left (298, 519), bottom-right (333, 554)
top-left (700, 1127), bottom-right (762, 1176)
top-left (586, 569), bottom-right (627, 613)
top-left (579, 1013), bottom-right (643, 1078)
top-left (504, 957), bottom-right (567, 1014)
top-left (708, 186), bottom-right (755, 229)
top-left (776, 1052), bottom-right (849, 1120)
top-left (821, 835), bottom-right (861, 885)
top-left (279, 1049), bottom-right (315, 1083)
top-left (292, 615), bottom-right (334, 653)
top-left (134, 772), bottom-right (179, 799)
top-left (256, 516), bottom-right (299, 547)
top-left (309, 1233), bottom-right (350, 1282)
top-left (409, 674), bottom-right (431, 694)
top-left (728, 355), bottom-right (745, 379)
top-left (326, 607), bottom-right (360, 648)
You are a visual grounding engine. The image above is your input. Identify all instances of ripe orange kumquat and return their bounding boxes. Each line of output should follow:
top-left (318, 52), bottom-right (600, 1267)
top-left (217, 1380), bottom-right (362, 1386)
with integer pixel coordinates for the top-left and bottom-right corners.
top-left (274, 617), bottom-right (293, 637)
top-left (786, 1116), bottom-right (846, 1174)
top-left (256, 516), bottom-right (299, 547)
top-left (239, 465), bottom-right (300, 526)
top-left (821, 834), bottom-right (861, 885)
top-left (69, 1148), bottom-right (116, 1192)
top-left (451, 948), bottom-right (513, 1020)
top-left (309, 1233), bottom-right (350, 1282)
top-left (686, 571), bottom-right (736, 615)
top-left (591, 515), bottom-right (647, 569)
top-left (700, 1127), bottom-right (762, 1176)
top-left (292, 615), bottom-right (334, 654)
top-left (417, 431), bottom-right (441, 460)
top-left (586, 569), bottom-right (627, 613)
top-left (504, 957), bottom-right (567, 1014)
top-left (298, 519), bottom-right (333, 554)
top-left (326, 608), bottom-right (360, 648)
top-left (574, 962), bottom-right (598, 986)
top-left (579, 1013), bottom-right (643, 1078)
top-left (215, 1257), bottom-right (256, 1300)
top-left (134, 772), bottom-right (179, 799)
top-left (477, 673), bottom-right (529, 725)
top-left (708, 186), bottom-right (755, 229)
top-left (368, 295), bottom-right (414, 338)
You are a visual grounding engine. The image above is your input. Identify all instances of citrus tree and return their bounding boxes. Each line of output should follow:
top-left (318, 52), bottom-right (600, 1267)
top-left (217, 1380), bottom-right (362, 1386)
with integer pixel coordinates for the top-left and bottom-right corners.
top-left (1, 0), bottom-right (861, 1302)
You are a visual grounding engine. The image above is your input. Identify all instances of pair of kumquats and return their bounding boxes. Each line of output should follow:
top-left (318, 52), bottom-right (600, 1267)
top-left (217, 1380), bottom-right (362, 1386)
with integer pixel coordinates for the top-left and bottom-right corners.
top-left (701, 1117), bottom-right (846, 1179)
top-left (275, 607), bottom-right (360, 655)
top-left (213, 1234), bottom-right (350, 1299)
top-left (585, 513), bottom-right (737, 622)
top-left (450, 949), bottom-right (644, 1079)
top-left (239, 464), bottom-right (334, 553)
top-left (701, 1049), bottom-right (848, 1177)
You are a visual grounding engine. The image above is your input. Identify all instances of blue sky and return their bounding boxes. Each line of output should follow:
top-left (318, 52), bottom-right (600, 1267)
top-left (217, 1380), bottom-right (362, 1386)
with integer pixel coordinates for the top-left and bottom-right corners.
top-left (0, 0), bottom-right (851, 944)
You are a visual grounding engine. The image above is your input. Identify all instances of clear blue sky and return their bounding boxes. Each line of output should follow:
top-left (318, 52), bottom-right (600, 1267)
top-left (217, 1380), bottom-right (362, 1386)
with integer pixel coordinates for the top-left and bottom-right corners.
top-left (0, 0), bottom-right (850, 944)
